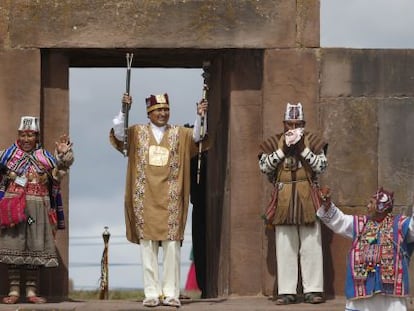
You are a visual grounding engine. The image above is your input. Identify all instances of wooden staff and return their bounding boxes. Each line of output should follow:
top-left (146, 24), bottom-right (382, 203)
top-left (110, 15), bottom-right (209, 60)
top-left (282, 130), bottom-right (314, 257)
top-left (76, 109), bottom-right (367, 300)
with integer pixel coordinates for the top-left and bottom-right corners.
top-left (122, 53), bottom-right (134, 157)
top-left (99, 226), bottom-right (111, 300)
top-left (197, 61), bottom-right (210, 184)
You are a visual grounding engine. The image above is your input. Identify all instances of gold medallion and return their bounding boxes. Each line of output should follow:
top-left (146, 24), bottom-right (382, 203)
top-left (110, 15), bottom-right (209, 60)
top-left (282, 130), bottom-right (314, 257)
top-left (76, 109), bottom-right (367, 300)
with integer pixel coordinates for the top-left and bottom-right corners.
top-left (149, 145), bottom-right (169, 166)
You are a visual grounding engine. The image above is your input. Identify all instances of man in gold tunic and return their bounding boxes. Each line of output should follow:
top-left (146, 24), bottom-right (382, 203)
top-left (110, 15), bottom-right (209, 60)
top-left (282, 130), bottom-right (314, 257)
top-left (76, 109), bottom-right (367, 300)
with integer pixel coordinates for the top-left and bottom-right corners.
top-left (110, 93), bottom-right (208, 308)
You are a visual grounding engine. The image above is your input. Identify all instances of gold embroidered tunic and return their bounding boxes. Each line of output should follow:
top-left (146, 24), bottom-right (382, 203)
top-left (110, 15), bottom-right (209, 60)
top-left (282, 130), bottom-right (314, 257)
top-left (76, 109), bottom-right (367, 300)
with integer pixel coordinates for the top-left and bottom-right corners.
top-left (110, 124), bottom-right (199, 244)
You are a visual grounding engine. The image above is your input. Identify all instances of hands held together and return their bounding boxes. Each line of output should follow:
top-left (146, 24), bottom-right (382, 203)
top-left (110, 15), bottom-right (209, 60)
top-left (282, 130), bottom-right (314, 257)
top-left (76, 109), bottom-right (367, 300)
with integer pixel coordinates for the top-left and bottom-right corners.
top-left (279, 135), bottom-right (306, 156)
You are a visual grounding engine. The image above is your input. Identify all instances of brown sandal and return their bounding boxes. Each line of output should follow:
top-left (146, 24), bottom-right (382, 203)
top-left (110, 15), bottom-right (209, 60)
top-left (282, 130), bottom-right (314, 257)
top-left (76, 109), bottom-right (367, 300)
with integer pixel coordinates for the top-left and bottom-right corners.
top-left (2, 295), bottom-right (19, 304)
top-left (275, 294), bottom-right (297, 305)
top-left (304, 292), bottom-right (325, 304)
top-left (27, 296), bottom-right (47, 304)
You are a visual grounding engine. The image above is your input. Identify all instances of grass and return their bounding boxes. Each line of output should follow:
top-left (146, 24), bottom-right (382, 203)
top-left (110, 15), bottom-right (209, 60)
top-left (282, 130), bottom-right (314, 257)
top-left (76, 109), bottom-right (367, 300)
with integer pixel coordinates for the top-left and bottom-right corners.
top-left (69, 289), bottom-right (201, 301)
top-left (69, 289), bottom-right (145, 301)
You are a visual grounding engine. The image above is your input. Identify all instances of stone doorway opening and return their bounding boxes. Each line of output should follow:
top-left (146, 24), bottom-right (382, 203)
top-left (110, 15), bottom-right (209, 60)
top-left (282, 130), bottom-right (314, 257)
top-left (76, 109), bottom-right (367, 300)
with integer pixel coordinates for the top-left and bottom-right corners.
top-left (34, 48), bottom-right (236, 299)
top-left (68, 66), bottom-right (205, 291)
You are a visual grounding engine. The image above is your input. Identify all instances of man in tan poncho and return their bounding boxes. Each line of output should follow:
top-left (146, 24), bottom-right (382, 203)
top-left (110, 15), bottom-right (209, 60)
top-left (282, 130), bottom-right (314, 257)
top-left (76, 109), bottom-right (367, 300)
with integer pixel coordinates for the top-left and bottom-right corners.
top-left (258, 103), bottom-right (328, 305)
top-left (110, 93), bottom-right (208, 308)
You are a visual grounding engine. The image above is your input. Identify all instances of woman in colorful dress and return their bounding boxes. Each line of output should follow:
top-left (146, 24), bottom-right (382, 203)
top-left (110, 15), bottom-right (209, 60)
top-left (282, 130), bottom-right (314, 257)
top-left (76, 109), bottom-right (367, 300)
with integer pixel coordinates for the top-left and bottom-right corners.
top-left (0, 116), bottom-right (74, 304)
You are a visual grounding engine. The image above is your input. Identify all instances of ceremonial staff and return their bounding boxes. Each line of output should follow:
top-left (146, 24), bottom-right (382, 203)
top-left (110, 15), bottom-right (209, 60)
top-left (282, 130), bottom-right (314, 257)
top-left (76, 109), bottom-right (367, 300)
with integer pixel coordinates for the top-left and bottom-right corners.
top-left (197, 61), bottom-right (210, 184)
top-left (123, 53), bottom-right (134, 157)
top-left (99, 226), bottom-right (111, 300)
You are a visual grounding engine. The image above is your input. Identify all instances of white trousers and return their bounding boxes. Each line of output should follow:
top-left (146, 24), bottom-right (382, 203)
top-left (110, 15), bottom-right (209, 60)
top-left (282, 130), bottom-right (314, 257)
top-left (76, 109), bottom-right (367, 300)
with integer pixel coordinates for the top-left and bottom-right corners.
top-left (275, 221), bottom-right (324, 295)
top-left (140, 240), bottom-right (181, 299)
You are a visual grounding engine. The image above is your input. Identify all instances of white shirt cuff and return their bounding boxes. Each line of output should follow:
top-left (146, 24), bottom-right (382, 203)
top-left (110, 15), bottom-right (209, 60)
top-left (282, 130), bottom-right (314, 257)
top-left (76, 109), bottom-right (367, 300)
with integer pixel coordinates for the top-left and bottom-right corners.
top-left (112, 110), bottom-right (125, 140)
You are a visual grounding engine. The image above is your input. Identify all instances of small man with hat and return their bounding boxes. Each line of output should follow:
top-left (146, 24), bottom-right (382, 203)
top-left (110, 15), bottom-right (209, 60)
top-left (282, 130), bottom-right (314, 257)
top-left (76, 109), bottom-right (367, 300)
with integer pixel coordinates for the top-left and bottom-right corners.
top-left (258, 103), bottom-right (328, 305)
top-left (110, 92), bottom-right (208, 308)
top-left (317, 186), bottom-right (414, 311)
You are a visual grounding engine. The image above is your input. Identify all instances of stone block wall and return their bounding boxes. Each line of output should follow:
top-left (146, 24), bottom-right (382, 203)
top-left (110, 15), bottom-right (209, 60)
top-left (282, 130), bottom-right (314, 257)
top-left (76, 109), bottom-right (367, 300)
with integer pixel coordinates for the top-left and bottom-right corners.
top-left (319, 49), bottom-right (414, 295)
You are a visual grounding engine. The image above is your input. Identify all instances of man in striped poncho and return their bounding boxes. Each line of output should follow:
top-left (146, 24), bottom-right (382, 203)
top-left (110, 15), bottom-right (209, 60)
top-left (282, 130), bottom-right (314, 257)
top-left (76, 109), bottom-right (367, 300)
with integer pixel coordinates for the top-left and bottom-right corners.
top-left (258, 103), bottom-right (328, 305)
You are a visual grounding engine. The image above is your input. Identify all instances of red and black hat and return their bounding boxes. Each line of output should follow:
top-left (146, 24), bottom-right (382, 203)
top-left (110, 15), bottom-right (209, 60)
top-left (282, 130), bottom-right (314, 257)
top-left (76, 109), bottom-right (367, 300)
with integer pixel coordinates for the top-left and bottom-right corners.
top-left (145, 94), bottom-right (169, 113)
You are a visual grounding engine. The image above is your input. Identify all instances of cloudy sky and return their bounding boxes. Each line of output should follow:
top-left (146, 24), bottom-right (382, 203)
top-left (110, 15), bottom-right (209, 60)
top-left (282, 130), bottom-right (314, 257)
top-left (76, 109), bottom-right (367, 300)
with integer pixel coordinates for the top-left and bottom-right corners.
top-left (68, 0), bottom-right (414, 290)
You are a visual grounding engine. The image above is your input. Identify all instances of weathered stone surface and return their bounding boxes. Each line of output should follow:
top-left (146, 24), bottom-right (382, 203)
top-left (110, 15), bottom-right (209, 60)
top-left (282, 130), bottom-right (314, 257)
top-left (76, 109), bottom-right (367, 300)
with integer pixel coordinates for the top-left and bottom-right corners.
top-left (262, 48), bottom-right (320, 135)
top-left (319, 98), bottom-right (378, 206)
top-left (378, 98), bottom-right (414, 205)
top-left (0, 49), bottom-right (41, 148)
top-left (225, 50), bottom-right (263, 295)
top-left (262, 226), bottom-right (276, 296)
top-left (321, 49), bottom-right (414, 97)
top-left (297, 0), bottom-right (320, 47)
top-left (5, 0), bottom-right (303, 49)
top-left (230, 90), bottom-right (262, 295)
top-left (0, 1), bottom-right (9, 48)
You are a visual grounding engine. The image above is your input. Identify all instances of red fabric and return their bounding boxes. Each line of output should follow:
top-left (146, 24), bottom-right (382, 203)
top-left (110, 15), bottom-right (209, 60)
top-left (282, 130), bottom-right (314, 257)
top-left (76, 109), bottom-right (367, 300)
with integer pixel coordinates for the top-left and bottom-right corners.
top-left (185, 262), bottom-right (200, 291)
top-left (0, 192), bottom-right (26, 228)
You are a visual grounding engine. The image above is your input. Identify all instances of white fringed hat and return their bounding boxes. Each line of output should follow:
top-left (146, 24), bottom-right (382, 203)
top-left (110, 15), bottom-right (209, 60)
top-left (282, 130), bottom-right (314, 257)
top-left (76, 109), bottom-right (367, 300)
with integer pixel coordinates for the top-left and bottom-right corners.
top-left (18, 116), bottom-right (40, 132)
top-left (284, 103), bottom-right (304, 121)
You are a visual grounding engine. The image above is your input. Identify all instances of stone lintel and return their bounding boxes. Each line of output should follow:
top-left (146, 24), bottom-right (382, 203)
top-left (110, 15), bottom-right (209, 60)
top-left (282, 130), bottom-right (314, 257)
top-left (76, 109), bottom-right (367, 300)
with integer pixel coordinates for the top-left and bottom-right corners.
top-left (3, 0), bottom-right (321, 49)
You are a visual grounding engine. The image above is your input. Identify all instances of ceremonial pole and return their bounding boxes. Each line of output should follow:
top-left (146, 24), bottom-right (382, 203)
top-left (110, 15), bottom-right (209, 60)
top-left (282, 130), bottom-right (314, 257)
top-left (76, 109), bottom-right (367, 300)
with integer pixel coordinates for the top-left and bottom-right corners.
top-left (123, 53), bottom-right (134, 157)
top-left (99, 226), bottom-right (111, 300)
top-left (197, 61), bottom-right (210, 184)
